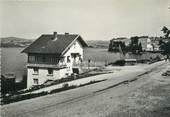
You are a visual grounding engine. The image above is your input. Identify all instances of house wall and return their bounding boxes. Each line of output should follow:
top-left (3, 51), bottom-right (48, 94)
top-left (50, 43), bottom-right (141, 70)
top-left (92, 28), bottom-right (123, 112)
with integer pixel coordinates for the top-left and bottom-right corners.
top-left (63, 40), bottom-right (83, 75)
top-left (138, 38), bottom-right (153, 51)
top-left (27, 67), bottom-right (67, 88)
top-left (138, 38), bottom-right (147, 50)
top-left (146, 38), bottom-right (153, 51)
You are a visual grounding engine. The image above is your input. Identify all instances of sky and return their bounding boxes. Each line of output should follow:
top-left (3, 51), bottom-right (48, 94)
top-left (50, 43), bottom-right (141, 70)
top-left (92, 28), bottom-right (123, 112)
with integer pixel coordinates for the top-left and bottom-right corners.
top-left (0, 0), bottom-right (170, 40)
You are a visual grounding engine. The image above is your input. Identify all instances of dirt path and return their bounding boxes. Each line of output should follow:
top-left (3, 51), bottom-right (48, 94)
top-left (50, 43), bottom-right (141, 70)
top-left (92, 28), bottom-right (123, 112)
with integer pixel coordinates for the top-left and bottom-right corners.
top-left (1, 61), bottom-right (170, 117)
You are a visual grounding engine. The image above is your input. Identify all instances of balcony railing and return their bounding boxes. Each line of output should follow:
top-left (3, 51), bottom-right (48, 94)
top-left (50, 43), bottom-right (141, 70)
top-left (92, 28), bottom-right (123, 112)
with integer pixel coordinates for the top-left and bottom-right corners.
top-left (28, 61), bottom-right (60, 64)
top-left (27, 62), bottom-right (67, 68)
top-left (72, 61), bottom-right (82, 68)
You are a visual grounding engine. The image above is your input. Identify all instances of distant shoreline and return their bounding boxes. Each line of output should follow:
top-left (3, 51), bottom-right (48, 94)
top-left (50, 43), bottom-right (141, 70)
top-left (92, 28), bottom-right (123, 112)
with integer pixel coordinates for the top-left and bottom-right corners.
top-left (0, 46), bottom-right (27, 48)
top-left (1, 37), bottom-right (109, 49)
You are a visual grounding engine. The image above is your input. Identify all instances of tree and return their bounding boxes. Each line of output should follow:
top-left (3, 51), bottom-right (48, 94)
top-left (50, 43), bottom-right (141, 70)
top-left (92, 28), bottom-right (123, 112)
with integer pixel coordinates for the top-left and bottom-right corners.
top-left (160, 26), bottom-right (170, 60)
top-left (161, 26), bottom-right (170, 38)
top-left (138, 42), bottom-right (143, 52)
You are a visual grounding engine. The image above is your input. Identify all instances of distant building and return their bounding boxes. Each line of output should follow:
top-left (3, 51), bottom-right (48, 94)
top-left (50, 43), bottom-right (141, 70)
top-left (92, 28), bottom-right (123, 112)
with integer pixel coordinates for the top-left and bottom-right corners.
top-left (108, 36), bottom-right (155, 53)
top-left (138, 36), bottom-right (153, 51)
top-left (108, 37), bottom-right (130, 52)
top-left (22, 32), bottom-right (88, 88)
top-left (129, 36), bottom-right (154, 53)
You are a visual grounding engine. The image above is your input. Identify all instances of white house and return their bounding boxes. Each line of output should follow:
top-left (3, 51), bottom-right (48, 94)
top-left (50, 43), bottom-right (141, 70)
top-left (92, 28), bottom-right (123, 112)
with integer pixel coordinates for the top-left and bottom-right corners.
top-left (138, 36), bottom-right (153, 51)
top-left (22, 32), bottom-right (88, 88)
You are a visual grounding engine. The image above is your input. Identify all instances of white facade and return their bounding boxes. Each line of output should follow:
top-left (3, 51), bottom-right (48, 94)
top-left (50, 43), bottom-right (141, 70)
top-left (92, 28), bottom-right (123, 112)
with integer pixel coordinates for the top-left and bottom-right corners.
top-left (139, 37), bottom-right (153, 51)
top-left (63, 40), bottom-right (83, 75)
top-left (146, 38), bottom-right (153, 51)
top-left (27, 40), bottom-right (84, 88)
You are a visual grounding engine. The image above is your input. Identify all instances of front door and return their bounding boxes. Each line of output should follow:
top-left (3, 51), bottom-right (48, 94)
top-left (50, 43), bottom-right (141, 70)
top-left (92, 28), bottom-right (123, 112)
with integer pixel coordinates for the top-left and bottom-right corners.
top-left (72, 68), bottom-right (79, 74)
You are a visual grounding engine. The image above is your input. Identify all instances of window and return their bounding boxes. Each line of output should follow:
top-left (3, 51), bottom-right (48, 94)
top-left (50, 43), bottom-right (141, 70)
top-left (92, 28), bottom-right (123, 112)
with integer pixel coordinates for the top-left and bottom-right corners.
top-left (28, 55), bottom-right (35, 62)
top-left (65, 73), bottom-right (69, 76)
top-left (42, 56), bottom-right (46, 62)
top-left (33, 67), bottom-right (39, 74)
top-left (33, 79), bottom-right (38, 85)
top-left (60, 58), bottom-right (64, 63)
top-left (67, 56), bottom-right (71, 63)
top-left (48, 68), bottom-right (53, 75)
top-left (67, 67), bottom-right (70, 71)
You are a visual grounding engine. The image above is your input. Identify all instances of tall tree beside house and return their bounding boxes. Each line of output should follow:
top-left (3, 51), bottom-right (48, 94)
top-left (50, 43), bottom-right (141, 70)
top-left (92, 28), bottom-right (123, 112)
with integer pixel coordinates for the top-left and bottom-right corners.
top-left (121, 42), bottom-right (126, 53)
top-left (108, 40), bottom-right (113, 51)
top-left (159, 26), bottom-right (170, 60)
top-left (161, 26), bottom-right (170, 38)
top-left (138, 42), bottom-right (143, 52)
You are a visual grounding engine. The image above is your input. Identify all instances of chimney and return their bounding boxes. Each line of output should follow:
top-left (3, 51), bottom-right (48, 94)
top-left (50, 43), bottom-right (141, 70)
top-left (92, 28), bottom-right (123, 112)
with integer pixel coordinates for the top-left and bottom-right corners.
top-left (52, 32), bottom-right (57, 41)
top-left (65, 32), bottom-right (69, 35)
top-left (53, 32), bottom-right (57, 38)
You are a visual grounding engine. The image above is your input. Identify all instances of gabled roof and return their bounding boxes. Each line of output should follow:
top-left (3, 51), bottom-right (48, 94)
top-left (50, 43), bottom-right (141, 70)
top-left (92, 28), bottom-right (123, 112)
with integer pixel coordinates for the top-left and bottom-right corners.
top-left (22, 33), bottom-right (88, 56)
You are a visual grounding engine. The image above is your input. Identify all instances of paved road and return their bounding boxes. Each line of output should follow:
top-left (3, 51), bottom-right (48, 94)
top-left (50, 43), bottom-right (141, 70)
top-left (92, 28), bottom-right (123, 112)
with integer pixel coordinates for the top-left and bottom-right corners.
top-left (1, 61), bottom-right (170, 117)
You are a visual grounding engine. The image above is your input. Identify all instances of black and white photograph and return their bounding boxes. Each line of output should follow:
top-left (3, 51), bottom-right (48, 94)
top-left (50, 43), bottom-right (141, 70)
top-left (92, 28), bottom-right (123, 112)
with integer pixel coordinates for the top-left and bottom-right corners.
top-left (0, 0), bottom-right (170, 117)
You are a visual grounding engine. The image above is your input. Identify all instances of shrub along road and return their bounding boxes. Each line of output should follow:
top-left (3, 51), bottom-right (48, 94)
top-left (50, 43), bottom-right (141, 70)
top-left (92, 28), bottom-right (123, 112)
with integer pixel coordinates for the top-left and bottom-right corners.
top-left (1, 61), bottom-right (170, 117)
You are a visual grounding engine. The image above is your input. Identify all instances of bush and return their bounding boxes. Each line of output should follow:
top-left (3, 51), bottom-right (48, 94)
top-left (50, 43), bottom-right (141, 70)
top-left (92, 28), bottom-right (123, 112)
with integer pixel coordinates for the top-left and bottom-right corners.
top-left (62, 83), bottom-right (69, 89)
top-left (112, 60), bottom-right (125, 66)
top-left (1, 91), bottom-right (48, 105)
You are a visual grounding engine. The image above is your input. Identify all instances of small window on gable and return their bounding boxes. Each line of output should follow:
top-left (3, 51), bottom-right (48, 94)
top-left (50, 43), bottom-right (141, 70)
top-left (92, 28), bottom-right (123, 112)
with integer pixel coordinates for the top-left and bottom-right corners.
top-left (48, 68), bottom-right (53, 75)
top-left (67, 56), bottom-right (71, 63)
top-left (28, 55), bottom-right (35, 62)
top-left (33, 68), bottom-right (39, 74)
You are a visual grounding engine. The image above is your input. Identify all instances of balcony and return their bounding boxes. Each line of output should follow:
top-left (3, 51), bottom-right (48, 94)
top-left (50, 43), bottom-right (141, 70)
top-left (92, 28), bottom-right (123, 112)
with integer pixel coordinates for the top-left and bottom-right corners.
top-left (72, 60), bottom-right (82, 68)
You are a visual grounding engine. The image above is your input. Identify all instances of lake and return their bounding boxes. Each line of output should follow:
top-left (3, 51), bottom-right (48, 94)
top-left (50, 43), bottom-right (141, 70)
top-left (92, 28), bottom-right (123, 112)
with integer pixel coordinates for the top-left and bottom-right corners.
top-left (1, 48), bottom-right (27, 81)
top-left (1, 47), bottom-right (161, 81)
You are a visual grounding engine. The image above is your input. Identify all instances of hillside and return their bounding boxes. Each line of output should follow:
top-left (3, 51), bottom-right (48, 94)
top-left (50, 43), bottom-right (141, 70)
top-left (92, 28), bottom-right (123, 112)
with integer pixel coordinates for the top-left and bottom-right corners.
top-left (86, 40), bottom-right (109, 48)
top-left (0, 37), bottom-right (109, 48)
top-left (0, 37), bottom-right (33, 47)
